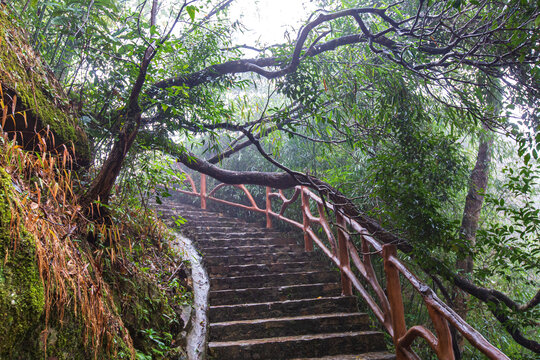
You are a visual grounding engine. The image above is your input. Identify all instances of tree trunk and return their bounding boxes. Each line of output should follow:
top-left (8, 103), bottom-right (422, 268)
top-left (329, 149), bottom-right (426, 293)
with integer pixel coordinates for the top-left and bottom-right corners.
top-left (81, 111), bottom-right (141, 208)
top-left (453, 76), bottom-right (499, 355)
top-left (454, 122), bottom-right (492, 312)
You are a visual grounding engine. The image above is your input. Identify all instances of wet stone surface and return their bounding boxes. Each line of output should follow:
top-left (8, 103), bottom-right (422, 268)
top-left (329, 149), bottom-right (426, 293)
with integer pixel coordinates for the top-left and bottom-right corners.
top-left (157, 198), bottom-right (394, 360)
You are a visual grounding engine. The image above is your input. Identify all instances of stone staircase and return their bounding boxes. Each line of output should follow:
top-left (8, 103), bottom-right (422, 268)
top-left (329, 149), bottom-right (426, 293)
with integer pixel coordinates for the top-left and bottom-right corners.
top-left (157, 199), bottom-right (395, 360)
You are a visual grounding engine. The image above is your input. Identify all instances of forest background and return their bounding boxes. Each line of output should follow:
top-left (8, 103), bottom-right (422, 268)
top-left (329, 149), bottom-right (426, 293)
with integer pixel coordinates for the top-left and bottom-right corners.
top-left (2, 0), bottom-right (539, 359)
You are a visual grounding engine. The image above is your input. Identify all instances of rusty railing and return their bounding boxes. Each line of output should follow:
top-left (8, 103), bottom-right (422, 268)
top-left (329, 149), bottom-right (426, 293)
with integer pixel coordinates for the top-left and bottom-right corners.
top-left (174, 170), bottom-right (509, 360)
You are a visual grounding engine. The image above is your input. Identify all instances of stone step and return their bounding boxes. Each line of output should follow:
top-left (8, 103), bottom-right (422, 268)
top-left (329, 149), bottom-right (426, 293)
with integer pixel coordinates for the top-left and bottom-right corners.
top-left (208, 261), bottom-right (323, 277)
top-left (209, 283), bottom-right (342, 305)
top-left (210, 312), bottom-right (371, 341)
top-left (210, 271), bottom-right (340, 290)
top-left (195, 237), bottom-right (296, 248)
top-left (189, 231), bottom-right (286, 240)
top-left (292, 352), bottom-right (396, 360)
top-left (189, 224), bottom-right (266, 231)
top-left (185, 217), bottom-right (249, 222)
top-left (184, 218), bottom-right (247, 227)
top-left (208, 331), bottom-right (386, 360)
top-left (184, 220), bottom-right (251, 228)
top-left (203, 252), bottom-right (313, 266)
top-left (158, 209), bottom-right (246, 223)
top-left (209, 296), bottom-right (357, 322)
top-left (176, 211), bottom-right (241, 220)
top-left (200, 244), bottom-right (302, 257)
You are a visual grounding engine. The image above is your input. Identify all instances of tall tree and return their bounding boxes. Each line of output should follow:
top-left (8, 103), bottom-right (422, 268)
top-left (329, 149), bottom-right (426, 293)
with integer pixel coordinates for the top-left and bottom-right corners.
top-left (454, 76), bottom-right (500, 327)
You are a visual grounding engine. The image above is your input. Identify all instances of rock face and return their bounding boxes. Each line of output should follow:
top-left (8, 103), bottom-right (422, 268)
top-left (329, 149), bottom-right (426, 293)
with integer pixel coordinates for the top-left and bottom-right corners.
top-left (0, 4), bottom-right (90, 165)
top-left (158, 196), bottom-right (395, 360)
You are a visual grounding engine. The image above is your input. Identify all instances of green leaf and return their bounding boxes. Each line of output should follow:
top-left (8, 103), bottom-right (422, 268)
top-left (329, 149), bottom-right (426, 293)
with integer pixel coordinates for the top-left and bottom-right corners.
top-left (186, 5), bottom-right (198, 22)
top-left (524, 152), bottom-right (531, 165)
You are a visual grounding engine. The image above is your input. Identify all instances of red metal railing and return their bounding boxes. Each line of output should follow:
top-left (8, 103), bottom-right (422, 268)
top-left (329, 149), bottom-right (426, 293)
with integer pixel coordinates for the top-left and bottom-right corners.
top-left (174, 170), bottom-right (509, 360)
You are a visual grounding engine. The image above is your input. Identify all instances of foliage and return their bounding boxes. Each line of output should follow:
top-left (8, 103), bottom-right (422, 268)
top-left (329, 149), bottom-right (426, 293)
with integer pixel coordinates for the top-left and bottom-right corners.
top-left (0, 84), bottom-right (191, 358)
top-left (3, 0), bottom-right (539, 356)
top-left (364, 76), bottom-right (469, 250)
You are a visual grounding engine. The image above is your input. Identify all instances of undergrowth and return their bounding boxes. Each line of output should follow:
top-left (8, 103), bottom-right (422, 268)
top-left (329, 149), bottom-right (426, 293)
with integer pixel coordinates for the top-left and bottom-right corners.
top-left (0, 85), bottom-right (191, 359)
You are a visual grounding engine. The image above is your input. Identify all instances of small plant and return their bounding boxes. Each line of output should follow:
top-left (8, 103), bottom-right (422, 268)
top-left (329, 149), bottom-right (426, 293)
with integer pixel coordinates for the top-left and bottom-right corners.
top-left (169, 277), bottom-right (193, 306)
top-left (139, 329), bottom-right (174, 358)
top-left (173, 215), bottom-right (187, 227)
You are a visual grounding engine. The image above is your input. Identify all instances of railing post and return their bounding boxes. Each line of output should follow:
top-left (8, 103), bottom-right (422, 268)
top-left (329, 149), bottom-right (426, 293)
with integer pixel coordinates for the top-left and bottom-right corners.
top-left (383, 244), bottom-right (408, 360)
top-left (265, 186), bottom-right (272, 229)
top-left (301, 187), bottom-right (313, 252)
top-left (200, 174), bottom-right (207, 210)
top-left (337, 213), bottom-right (352, 296)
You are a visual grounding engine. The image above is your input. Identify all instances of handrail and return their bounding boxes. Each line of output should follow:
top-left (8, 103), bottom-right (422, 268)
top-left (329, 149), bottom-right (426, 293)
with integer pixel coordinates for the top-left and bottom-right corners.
top-left (174, 169), bottom-right (509, 360)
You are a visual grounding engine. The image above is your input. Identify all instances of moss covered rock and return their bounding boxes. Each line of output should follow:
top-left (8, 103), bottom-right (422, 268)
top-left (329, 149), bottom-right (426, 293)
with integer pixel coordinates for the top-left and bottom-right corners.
top-left (0, 168), bottom-right (45, 358)
top-left (0, 5), bottom-right (90, 166)
top-left (0, 168), bottom-right (125, 359)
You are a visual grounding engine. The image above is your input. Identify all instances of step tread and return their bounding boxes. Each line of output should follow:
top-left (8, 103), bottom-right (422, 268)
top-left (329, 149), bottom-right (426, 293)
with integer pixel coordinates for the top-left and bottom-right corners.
top-left (210, 282), bottom-right (339, 293)
top-left (291, 352), bottom-right (396, 360)
top-left (209, 330), bottom-right (382, 347)
top-left (209, 282), bottom-right (342, 305)
top-left (211, 270), bottom-right (337, 280)
top-left (204, 251), bottom-right (310, 259)
top-left (209, 261), bottom-right (318, 270)
top-left (211, 312), bottom-right (367, 327)
top-left (210, 296), bottom-right (354, 309)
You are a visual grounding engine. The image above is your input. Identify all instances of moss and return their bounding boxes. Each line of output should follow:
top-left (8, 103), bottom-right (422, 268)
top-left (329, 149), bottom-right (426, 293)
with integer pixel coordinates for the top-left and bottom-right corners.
top-left (0, 168), bottom-right (45, 358)
top-left (0, 5), bottom-right (90, 166)
top-left (0, 167), bottom-right (130, 359)
top-left (32, 310), bottom-right (129, 360)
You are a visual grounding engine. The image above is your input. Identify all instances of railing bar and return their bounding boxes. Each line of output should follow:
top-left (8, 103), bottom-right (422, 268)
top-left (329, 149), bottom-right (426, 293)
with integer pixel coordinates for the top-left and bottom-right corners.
top-left (268, 187), bottom-right (301, 203)
top-left (398, 326), bottom-right (439, 358)
top-left (341, 266), bottom-right (391, 335)
top-left (337, 213), bottom-right (352, 296)
top-left (304, 212), bottom-right (321, 223)
top-left (426, 304), bottom-right (454, 360)
top-left (388, 255), bottom-right (510, 360)
top-left (238, 184), bottom-right (261, 210)
top-left (175, 189), bottom-right (200, 196)
top-left (347, 240), bottom-right (368, 278)
top-left (206, 183), bottom-right (229, 198)
top-left (175, 167), bottom-right (198, 194)
top-left (304, 225), bottom-right (389, 334)
top-left (348, 241), bottom-right (393, 328)
top-left (268, 211), bottom-right (303, 229)
top-left (303, 188), bottom-right (335, 210)
top-left (398, 326), bottom-right (438, 348)
top-left (348, 221), bottom-right (383, 252)
top-left (316, 202), bottom-right (338, 255)
top-left (304, 228), bottom-right (339, 265)
top-left (208, 197), bottom-right (265, 213)
top-left (360, 238), bottom-right (393, 322)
